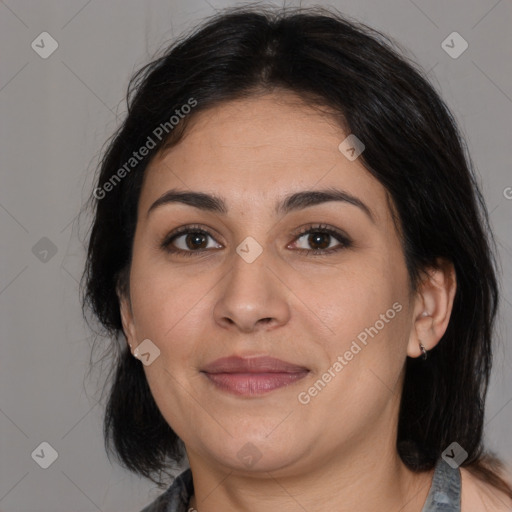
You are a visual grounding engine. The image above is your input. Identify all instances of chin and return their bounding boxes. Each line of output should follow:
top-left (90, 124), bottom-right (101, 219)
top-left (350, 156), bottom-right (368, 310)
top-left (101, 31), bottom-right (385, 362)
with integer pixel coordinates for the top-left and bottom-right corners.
top-left (205, 431), bottom-right (305, 474)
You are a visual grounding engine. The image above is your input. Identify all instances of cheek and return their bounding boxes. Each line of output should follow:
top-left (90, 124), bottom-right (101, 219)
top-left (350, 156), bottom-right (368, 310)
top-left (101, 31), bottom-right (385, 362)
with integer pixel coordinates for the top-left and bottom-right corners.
top-left (129, 253), bottom-right (209, 336)
top-left (317, 264), bottom-right (405, 336)
top-left (314, 259), bottom-right (410, 390)
top-left (307, 294), bottom-right (409, 437)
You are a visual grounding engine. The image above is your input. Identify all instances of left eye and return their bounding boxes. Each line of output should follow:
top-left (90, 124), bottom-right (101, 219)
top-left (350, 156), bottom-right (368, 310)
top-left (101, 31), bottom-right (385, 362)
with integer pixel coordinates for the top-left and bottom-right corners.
top-left (289, 226), bottom-right (352, 254)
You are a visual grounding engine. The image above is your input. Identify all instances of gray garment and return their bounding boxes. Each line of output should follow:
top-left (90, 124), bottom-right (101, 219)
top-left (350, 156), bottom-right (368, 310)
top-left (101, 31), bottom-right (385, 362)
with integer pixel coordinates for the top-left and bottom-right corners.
top-left (421, 458), bottom-right (462, 511)
top-left (141, 457), bottom-right (461, 512)
top-left (140, 469), bottom-right (193, 512)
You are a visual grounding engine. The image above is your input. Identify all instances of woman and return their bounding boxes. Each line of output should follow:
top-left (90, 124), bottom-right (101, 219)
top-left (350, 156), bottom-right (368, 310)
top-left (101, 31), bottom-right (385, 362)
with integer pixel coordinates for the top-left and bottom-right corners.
top-left (82, 5), bottom-right (512, 511)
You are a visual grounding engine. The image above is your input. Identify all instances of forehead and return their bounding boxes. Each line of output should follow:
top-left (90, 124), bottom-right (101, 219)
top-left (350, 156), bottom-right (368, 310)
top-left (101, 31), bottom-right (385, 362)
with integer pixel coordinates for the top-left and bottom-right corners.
top-left (139, 92), bottom-right (390, 224)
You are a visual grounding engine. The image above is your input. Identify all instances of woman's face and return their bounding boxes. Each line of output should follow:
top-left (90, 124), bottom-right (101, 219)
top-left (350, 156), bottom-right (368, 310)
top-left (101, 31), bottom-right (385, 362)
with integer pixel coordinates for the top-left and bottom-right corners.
top-left (120, 91), bottom-right (427, 476)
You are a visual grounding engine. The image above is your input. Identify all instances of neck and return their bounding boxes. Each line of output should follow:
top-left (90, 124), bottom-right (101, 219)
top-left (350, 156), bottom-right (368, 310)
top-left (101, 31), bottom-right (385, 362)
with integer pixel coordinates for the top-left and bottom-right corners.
top-left (187, 441), bottom-right (434, 512)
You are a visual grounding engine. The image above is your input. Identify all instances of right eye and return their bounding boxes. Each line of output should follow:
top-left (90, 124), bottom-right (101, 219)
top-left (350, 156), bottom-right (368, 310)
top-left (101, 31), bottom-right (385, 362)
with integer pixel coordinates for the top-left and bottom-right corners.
top-left (161, 225), bottom-right (223, 257)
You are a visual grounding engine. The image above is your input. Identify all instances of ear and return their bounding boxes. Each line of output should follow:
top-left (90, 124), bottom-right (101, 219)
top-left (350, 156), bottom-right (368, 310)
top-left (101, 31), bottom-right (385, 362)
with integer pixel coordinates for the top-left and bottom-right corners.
top-left (116, 274), bottom-right (137, 354)
top-left (407, 258), bottom-right (457, 358)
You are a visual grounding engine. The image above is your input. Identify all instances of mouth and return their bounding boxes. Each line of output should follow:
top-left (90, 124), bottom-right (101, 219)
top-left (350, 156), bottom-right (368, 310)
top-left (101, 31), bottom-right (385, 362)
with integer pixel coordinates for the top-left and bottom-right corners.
top-left (201, 356), bottom-right (310, 396)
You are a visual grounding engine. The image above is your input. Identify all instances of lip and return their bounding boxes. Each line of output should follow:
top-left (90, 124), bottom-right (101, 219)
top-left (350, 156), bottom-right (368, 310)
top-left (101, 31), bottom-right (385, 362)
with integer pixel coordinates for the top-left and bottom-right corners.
top-left (202, 356), bottom-right (309, 374)
top-left (201, 356), bottom-right (309, 396)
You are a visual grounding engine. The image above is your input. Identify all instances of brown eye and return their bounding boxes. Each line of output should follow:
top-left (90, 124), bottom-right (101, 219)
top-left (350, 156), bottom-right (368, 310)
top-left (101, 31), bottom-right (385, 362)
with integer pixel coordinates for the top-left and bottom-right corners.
top-left (182, 232), bottom-right (209, 250)
top-left (304, 232), bottom-right (331, 250)
top-left (161, 223), bottom-right (352, 258)
top-left (291, 224), bottom-right (352, 255)
top-left (161, 225), bottom-right (222, 257)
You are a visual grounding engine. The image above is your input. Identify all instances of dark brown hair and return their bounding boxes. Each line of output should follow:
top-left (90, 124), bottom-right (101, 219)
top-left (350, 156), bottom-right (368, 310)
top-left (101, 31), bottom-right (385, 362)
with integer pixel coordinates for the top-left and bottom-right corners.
top-left (81, 4), bottom-right (511, 498)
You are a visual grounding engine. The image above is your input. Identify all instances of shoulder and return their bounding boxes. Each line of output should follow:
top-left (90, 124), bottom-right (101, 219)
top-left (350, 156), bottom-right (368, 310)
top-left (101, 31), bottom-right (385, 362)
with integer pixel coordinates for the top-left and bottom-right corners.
top-left (460, 465), bottom-right (512, 511)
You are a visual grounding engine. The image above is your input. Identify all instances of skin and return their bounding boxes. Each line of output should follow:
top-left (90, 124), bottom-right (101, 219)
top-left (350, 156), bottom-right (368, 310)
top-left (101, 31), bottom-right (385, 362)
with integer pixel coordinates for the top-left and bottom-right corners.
top-left (119, 90), bottom-right (459, 511)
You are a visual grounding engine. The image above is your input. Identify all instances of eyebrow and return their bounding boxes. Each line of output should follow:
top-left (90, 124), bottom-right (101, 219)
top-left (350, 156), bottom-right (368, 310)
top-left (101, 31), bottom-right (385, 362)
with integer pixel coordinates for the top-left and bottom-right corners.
top-left (147, 187), bottom-right (375, 223)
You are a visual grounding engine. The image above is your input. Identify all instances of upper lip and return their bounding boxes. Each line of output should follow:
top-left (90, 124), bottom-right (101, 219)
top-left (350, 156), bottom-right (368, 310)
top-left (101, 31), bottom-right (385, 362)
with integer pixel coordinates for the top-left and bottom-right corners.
top-left (201, 356), bottom-right (309, 374)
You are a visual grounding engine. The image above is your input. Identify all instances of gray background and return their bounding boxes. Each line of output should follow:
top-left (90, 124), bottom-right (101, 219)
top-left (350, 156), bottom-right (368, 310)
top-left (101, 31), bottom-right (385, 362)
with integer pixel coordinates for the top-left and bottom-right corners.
top-left (1, 0), bottom-right (511, 510)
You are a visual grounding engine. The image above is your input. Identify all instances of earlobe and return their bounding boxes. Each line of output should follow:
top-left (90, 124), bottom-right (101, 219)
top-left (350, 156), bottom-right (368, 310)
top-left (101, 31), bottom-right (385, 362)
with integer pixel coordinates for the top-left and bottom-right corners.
top-left (117, 283), bottom-right (137, 353)
top-left (407, 258), bottom-right (457, 358)
top-left (120, 299), bottom-right (138, 354)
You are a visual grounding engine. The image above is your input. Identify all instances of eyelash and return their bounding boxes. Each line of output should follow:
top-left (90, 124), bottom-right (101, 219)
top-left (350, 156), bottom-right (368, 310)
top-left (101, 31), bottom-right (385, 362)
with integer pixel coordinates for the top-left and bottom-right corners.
top-left (160, 223), bottom-right (352, 258)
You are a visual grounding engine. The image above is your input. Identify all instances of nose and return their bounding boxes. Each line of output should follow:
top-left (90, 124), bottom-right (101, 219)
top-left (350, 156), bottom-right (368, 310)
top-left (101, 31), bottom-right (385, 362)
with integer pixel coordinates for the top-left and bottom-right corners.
top-left (213, 251), bottom-right (291, 334)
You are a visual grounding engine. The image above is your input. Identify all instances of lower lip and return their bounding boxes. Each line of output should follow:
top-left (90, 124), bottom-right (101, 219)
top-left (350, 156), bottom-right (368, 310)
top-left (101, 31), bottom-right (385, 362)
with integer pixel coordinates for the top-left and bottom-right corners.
top-left (203, 371), bottom-right (309, 396)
